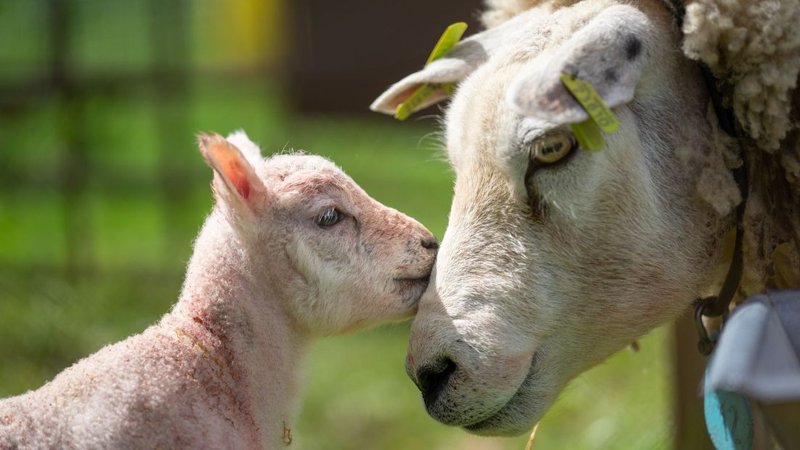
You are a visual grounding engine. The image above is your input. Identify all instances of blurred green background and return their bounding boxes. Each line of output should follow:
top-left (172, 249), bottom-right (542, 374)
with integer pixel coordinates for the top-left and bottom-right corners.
top-left (0, 1), bottom-right (676, 448)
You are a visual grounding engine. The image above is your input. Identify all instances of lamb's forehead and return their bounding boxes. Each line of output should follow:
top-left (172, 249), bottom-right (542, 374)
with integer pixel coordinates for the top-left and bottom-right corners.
top-left (264, 153), bottom-right (355, 188)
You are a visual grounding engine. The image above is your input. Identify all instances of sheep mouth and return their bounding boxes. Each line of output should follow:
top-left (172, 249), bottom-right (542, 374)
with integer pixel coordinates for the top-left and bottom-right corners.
top-left (462, 350), bottom-right (544, 436)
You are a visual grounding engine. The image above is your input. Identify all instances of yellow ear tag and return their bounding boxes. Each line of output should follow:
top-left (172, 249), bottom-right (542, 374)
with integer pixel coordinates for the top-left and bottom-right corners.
top-left (394, 22), bottom-right (468, 121)
top-left (559, 73), bottom-right (620, 151)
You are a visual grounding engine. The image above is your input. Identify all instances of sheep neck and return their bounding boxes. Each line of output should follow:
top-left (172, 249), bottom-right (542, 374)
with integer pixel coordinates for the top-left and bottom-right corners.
top-left (167, 213), bottom-right (310, 448)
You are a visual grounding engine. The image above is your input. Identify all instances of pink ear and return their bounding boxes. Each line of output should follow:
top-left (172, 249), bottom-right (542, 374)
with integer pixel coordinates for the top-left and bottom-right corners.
top-left (198, 133), bottom-right (267, 209)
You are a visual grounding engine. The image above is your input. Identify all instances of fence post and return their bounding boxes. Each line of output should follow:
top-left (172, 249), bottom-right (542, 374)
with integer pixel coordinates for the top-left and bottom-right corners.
top-left (673, 311), bottom-right (714, 450)
top-left (48, 0), bottom-right (92, 280)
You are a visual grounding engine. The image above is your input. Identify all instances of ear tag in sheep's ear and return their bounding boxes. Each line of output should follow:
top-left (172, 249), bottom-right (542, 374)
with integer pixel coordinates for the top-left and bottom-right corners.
top-left (568, 116), bottom-right (605, 152)
top-left (394, 22), bottom-right (468, 121)
top-left (559, 73), bottom-right (620, 151)
top-left (395, 83), bottom-right (455, 121)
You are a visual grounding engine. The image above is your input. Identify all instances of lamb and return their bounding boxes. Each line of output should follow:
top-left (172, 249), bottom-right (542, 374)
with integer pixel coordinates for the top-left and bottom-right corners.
top-left (370, 0), bottom-right (799, 436)
top-left (0, 131), bottom-right (437, 449)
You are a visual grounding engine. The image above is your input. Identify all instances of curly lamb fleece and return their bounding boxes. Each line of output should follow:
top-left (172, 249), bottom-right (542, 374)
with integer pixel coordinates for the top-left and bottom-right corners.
top-left (481, 0), bottom-right (800, 296)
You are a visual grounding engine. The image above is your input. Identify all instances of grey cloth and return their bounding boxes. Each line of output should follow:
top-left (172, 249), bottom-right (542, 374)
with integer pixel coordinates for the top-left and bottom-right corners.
top-left (705, 290), bottom-right (800, 402)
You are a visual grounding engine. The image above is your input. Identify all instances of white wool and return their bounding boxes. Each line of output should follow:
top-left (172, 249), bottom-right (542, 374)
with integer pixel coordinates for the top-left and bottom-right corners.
top-left (681, 0), bottom-right (800, 293)
top-left (481, 0), bottom-right (564, 27)
top-left (683, 0), bottom-right (800, 152)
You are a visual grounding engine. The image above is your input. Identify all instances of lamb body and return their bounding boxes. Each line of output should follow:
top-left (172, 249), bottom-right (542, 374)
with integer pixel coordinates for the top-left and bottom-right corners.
top-left (0, 132), bottom-right (437, 449)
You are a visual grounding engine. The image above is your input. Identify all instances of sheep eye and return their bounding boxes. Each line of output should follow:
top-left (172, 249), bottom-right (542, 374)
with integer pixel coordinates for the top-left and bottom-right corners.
top-left (530, 132), bottom-right (576, 165)
top-left (316, 208), bottom-right (342, 228)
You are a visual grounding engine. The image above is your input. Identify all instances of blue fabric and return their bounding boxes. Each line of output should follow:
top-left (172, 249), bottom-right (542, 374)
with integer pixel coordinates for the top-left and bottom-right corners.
top-left (705, 290), bottom-right (800, 402)
top-left (704, 367), bottom-right (754, 450)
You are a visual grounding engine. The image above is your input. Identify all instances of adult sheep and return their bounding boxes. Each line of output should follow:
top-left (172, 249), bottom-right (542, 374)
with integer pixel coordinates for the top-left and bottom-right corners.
top-left (371, 0), bottom-right (800, 436)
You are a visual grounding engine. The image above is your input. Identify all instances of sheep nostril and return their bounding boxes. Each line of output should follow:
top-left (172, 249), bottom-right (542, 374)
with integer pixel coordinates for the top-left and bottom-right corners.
top-left (421, 236), bottom-right (439, 250)
top-left (416, 357), bottom-right (457, 407)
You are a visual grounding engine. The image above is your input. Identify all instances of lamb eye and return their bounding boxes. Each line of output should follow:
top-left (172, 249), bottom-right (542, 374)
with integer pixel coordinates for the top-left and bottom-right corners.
top-left (316, 208), bottom-right (342, 228)
top-left (531, 132), bottom-right (576, 165)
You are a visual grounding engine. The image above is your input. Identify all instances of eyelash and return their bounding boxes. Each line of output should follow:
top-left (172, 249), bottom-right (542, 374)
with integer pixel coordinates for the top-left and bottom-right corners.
top-left (316, 207), bottom-right (343, 228)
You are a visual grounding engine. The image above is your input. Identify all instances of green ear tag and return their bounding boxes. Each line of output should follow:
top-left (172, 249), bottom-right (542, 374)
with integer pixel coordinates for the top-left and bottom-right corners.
top-left (425, 22), bottom-right (468, 64)
top-left (559, 73), bottom-right (620, 151)
top-left (394, 22), bottom-right (468, 121)
top-left (570, 118), bottom-right (605, 151)
top-left (395, 84), bottom-right (455, 121)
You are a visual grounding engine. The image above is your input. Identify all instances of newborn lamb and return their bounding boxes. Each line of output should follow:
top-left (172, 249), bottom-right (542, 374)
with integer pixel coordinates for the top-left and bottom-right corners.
top-left (0, 131), bottom-right (437, 449)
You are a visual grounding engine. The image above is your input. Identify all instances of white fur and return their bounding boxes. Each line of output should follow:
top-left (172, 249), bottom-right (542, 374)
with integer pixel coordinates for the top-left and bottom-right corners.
top-left (0, 132), bottom-right (437, 448)
top-left (372, 0), bottom-right (799, 436)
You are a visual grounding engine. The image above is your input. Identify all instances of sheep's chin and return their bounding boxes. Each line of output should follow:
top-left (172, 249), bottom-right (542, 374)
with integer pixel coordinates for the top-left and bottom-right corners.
top-left (462, 353), bottom-right (555, 437)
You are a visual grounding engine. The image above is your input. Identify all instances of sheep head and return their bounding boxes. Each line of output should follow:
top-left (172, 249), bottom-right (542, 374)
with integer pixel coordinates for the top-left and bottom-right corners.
top-left (373, 0), bottom-right (737, 435)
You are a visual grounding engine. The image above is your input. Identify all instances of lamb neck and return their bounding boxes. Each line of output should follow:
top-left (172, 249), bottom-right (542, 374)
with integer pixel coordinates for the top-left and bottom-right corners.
top-left (167, 213), bottom-right (310, 448)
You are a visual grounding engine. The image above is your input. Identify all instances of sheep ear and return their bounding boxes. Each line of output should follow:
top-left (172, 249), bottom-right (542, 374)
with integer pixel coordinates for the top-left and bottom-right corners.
top-left (370, 11), bottom-right (545, 118)
top-left (506, 5), bottom-right (652, 125)
top-left (198, 132), bottom-right (268, 212)
top-left (371, 11), bottom-right (556, 117)
top-left (370, 39), bottom-right (489, 116)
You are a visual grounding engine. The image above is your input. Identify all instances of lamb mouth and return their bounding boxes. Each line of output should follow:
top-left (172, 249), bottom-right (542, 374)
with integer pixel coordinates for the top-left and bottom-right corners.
top-left (393, 275), bottom-right (431, 302)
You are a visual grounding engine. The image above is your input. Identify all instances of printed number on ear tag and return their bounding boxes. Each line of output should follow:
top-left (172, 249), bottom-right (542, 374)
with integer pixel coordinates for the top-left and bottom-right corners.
top-left (394, 22), bottom-right (468, 121)
top-left (559, 73), bottom-right (620, 151)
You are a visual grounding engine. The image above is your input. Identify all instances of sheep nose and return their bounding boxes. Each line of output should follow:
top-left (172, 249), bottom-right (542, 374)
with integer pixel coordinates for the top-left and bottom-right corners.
top-left (415, 357), bottom-right (457, 407)
top-left (421, 236), bottom-right (439, 250)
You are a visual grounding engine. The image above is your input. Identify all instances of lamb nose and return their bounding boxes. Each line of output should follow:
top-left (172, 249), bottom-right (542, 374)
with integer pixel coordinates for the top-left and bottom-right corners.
top-left (416, 357), bottom-right (457, 407)
top-left (421, 236), bottom-right (439, 250)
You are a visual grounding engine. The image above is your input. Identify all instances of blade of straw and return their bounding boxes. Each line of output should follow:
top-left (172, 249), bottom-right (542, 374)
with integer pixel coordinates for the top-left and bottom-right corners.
top-left (525, 423), bottom-right (540, 450)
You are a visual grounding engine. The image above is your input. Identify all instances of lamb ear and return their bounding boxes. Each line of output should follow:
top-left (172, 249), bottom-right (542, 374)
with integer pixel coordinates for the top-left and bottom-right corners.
top-left (198, 132), bottom-right (268, 212)
top-left (506, 5), bottom-right (652, 125)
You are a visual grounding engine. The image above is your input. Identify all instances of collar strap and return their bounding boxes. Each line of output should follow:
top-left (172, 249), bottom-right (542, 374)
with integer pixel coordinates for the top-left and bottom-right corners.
top-left (660, 0), bottom-right (749, 354)
top-left (694, 160), bottom-right (747, 355)
top-left (693, 67), bottom-right (748, 354)
top-left (693, 67), bottom-right (748, 355)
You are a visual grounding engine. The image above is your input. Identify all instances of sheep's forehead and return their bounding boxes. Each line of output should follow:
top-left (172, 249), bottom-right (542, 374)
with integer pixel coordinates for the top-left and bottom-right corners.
top-left (443, 1), bottom-right (613, 209)
top-left (446, 0), bottom-right (614, 170)
top-left (446, 63), bottom-right (518, 166)
top-left (444, 53), bottom-right (533, 195)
